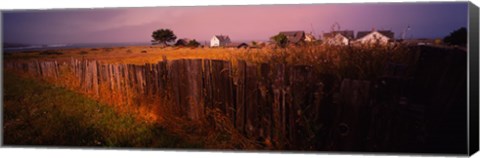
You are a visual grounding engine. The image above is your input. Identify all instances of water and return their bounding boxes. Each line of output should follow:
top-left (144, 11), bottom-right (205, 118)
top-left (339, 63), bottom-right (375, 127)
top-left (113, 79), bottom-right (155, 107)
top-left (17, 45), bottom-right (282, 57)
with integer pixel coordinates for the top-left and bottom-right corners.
top-left (3, 42), bottom-right (152, 52)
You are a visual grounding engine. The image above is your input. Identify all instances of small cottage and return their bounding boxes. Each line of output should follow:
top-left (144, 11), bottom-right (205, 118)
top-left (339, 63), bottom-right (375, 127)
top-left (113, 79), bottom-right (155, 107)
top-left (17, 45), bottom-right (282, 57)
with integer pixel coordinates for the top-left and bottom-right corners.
top-left (279, 31), bottom-right (306, 44)
top-left (323, 30), bottom-right (355, 45)
top-left (355, 30), bottom-right (395, 45)
top-left (305, 33), bottom-right (317, 42)
top-left (210, 35), bottom-right (231, 47)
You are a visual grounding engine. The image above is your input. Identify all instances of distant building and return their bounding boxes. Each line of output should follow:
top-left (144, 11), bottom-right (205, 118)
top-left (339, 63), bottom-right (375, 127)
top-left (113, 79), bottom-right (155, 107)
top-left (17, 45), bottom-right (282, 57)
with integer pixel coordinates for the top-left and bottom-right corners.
top-left (355, 30), bottom-right (395, 45)
top-left (210, 35), bottom-right (231, 47)
top-left (278, 31), bottom-right (306, 44)
top-left (225, 42), bottom-right (249, 49)
top-left (323, 30), bottom-right (355, 45)
top-left (305, 33), bottom-right (317, 42)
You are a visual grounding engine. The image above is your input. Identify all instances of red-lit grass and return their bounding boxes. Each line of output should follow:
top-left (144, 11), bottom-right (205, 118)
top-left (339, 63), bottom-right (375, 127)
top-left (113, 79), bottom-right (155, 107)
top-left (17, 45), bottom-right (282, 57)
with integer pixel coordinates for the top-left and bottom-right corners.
top-left (3, 73), bottom-right (201, 148)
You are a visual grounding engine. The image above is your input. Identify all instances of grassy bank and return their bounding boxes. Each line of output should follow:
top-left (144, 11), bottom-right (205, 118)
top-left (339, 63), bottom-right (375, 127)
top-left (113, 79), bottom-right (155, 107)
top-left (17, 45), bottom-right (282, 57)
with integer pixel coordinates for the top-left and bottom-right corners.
top-left (3, 72), bottom-right (202, 148)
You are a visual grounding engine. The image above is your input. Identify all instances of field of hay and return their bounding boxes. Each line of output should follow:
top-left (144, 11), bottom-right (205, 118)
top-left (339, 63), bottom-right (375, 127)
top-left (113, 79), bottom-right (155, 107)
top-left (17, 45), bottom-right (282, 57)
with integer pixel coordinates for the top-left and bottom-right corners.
top-left (5, 46), bottom-right (255, 64)
top-left (5, 43), bottom-right (418, 80)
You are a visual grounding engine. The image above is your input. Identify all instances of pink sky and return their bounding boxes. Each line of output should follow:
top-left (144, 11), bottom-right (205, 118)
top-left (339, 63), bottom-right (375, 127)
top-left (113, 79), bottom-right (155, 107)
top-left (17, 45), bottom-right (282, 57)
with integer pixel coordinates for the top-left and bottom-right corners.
top-left (3, 3), bottom-right (468, 44)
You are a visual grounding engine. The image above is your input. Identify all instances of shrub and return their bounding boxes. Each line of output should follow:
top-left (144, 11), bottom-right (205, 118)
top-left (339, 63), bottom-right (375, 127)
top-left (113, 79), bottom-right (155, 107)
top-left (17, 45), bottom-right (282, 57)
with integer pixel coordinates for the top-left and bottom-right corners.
top-left (187, 40), bottom-right (201, 48)
top-left (443, 27), bottom-right (467, 46)
top-left (40, 51), bottom-right (63, 55)
top-left (270, 33), bottom-right (289, 48)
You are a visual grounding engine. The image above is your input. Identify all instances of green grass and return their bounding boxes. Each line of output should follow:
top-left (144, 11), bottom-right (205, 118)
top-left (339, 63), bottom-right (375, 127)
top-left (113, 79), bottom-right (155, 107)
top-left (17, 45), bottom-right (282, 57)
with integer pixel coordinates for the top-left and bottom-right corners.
top-left (3, 72), bottom-right (202, 148)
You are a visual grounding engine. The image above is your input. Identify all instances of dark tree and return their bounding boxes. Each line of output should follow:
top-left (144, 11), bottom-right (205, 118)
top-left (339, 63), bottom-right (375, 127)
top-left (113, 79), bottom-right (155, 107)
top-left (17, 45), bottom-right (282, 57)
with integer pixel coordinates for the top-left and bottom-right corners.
top-left (270, 33), bottom-right (289, 48)
top-left (151, 29), bottom-right (177, 46)
top-left (187, 40), bottom-right (201, 48)
top-left (443, 27), bottom-right (467, 46)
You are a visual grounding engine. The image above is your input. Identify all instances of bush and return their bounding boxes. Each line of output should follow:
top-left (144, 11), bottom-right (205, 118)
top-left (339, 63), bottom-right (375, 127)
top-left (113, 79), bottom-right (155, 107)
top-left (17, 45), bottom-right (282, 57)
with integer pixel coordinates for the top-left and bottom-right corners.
top-left (443, 27), bottom-right (467, 46)
top-left (270, 33), bottom-right (289, 48)
top-left (187, 40), bottom-right (201, 48)
top-left (40, 51), bottom-right (63, 55)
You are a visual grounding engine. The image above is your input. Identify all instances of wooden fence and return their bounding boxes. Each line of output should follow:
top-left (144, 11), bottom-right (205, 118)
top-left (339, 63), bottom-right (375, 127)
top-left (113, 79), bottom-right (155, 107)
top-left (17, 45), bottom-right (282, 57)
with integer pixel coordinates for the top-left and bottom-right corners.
top-left (3, 46), bottom-right (467, 152)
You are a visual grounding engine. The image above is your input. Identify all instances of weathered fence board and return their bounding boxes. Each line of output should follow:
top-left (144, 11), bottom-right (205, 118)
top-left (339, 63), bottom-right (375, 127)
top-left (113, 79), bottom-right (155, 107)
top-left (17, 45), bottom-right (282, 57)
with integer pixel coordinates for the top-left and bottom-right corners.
top-left (233, 61), bottom-right (247, 134)
top-left (330, 79), bottom-right (371, 150)
top-left (168, 59), bottom-right (205, 120)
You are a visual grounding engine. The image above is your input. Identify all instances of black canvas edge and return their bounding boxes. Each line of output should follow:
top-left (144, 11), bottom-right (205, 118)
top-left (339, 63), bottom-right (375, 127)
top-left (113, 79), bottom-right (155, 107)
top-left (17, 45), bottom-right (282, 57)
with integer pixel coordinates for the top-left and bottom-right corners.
top-left (0, 11), bottom-right (4, 147)
top-left (469, 1), bottom-right (480, 156)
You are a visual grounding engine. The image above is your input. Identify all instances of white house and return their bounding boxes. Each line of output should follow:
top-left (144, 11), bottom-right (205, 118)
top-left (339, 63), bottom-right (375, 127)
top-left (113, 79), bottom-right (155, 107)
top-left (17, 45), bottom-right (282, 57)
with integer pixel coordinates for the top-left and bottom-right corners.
top-left (323, 30), bottom-right (354, 45)
top-left (355, 30), bottom-right (394, 45)
top-left (210, 35), bottom-right (231, 47)
top-left (305, 33), bottom-right (317, 42)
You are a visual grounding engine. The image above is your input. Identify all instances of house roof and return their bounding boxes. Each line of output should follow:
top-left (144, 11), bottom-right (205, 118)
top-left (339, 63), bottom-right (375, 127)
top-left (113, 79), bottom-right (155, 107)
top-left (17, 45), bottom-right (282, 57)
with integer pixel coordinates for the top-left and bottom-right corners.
top-left (279, 31), bottom-right (305, 43)
top-left (323, 30), bottom-right (354, 39)
top-left (214, 35), bottom-right (230, 42)
top-left (356, 31), bottom-right (371, 39)
top-left (377, 30), bottom-right (395, 39)
top-left (356, 30), bottom-right (395, 39)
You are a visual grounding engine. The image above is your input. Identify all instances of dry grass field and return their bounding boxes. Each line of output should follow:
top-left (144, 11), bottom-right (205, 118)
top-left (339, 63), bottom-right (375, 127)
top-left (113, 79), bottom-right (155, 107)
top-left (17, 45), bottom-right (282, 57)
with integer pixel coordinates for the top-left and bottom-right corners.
top-left (5, 43), bottom-right (417, 80)
top-left (6, 46), bottom-right (255, 64)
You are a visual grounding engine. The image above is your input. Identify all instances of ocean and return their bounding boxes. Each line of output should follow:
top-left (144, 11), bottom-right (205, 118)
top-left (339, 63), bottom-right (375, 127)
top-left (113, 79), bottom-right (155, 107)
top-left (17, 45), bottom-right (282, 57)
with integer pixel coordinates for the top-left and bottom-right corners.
top-left (3, 42), bottom-right (152, 52)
